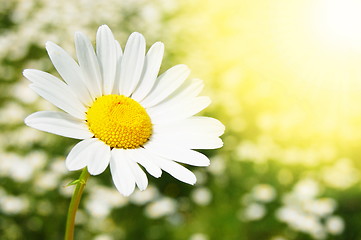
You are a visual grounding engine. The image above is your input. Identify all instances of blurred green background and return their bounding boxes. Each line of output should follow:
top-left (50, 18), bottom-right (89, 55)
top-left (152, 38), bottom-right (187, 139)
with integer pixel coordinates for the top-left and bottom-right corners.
top-left (1, 0), bottom-right (361, 239)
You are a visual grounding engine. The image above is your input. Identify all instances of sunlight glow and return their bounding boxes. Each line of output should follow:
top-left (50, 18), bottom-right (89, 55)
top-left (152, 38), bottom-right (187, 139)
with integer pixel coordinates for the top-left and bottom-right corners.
top-left (181, 0), bottom-right (361, 146)
top-left (312, 0), bottom-right (361, 51)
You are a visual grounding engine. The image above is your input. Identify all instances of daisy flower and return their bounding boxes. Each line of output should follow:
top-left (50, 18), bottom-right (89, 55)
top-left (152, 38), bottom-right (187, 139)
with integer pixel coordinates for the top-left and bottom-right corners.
top-left (24, 25), bottom-right (224, 196)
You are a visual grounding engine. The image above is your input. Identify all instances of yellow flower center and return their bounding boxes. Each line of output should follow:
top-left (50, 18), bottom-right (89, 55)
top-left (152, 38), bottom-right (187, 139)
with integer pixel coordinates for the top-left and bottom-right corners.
top-left (86, 94), bottom-right (152, 149)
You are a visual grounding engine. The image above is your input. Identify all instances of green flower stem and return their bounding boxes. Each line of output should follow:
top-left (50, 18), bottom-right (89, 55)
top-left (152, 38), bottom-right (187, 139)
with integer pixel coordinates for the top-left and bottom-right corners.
top-left (65, 167), bottom-right (90, 240)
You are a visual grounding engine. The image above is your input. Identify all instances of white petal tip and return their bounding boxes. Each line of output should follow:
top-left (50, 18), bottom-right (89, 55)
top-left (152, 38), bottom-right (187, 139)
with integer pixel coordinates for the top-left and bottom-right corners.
top-left (153, 41), bottom-right (164, 49)
top-left (22, 69), bottom-right (40, 82)
top-left (209, 138), bottom-right (224, 149)
top-left (87, 169), bottom-right (97, 176)
top-left (154, 172), bottom-right (162, 178)
top-left (45, 41), bottom-right (54, 48)
top-left (87, 164), bottom-right (109, 176)
top-left (23, 116), bottom-right (31, 126)
top-left (189, 174), bottom-right (197, 185)
top-left (23, 69), bottom-right (44, 81)
top-left (65, 165), bottom-right (73, 171)
top-left (121, 191), bottom-right (134, 197)
top-left (183, 175), bottom-right (197, 185)
top-left (45, 41), bottom-right (61, 55)
top-left (191, 78), bottom-right (204, 87)
top-left (24, 113), bottom-right (38, 127)
top-left (23, 119), bottom-right (29, 127)
top-left (204, 96), bottom-right (212, 106)
top-left (220, 125), bottom-right (226, 135)
top-left (65, 161), bottom-right (78, 172)
top-left (98, 25), bottom-right (112, 34)
top-left (128, 32), bottom-right (146, 42)
top-left (174, 64), bottom-right (190, 73)
top-left (130, 32), bottom-right (142, 37)
top-left (99, 24), bottom-right (110, 29)
top-left (22, 69), bottom-right (31, 77)
top-left (74, 32), bottom-right (84, 39)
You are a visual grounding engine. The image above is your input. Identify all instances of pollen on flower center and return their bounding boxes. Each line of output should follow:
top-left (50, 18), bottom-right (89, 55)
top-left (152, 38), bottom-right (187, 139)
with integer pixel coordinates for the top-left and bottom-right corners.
top-left (86, 94), bottom-right (152, 149)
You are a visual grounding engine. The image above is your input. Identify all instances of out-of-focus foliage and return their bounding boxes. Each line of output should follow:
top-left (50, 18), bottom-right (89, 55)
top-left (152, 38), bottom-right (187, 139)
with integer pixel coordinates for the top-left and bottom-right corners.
top-left (1, 0), bottom-right (361, 239)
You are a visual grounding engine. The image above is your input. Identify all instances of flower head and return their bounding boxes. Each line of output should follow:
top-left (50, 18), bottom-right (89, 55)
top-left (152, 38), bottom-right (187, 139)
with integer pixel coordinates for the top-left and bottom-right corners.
top-left (24, 25), bottom-right (224, 196)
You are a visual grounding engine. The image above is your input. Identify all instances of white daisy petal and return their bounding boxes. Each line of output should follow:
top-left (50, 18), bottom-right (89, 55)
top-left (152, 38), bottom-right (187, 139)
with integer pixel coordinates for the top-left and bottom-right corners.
top-left (149, 154), bottom-right (197, 185)
top-left (127, 148), bottom-right (162, 178)
top-left (146, 78), bottom-right (204, 118)
top-left (132, 42), bottom-right (164, 102)
top-left (24, 69), bottom-right (87, 119)
top-left (119, 32), bottom-right (145, 96)
top-left (151, 133), bottom-right (223, 150)
top-left (125, 151), bottom-right (148, 191)
top-left (86, 140), bottom-right (111, 175)
top-left (148, 78), bottom-right (204, 110)
top-left (29, 84), bottom-right (84, 120)
top-left (141, 64), bottom-right (190, 108)
top-left (154, 116), bottom-right (225, 137)
top-left (25, 111), bottom-right (92, 139)
top-left (66, 138), bottom-right (99, 171)
top-left (110, 149), bottom-right (136, 196)
top-left (96, 25), bottom-right (117, 95)
top-left (112, 40), bottom-right (123, 94)
top-left (115, 40), bottom-right (123, 57)
top-left (22, 69), bottom-right (54, 88)
top-left (151, 117), bottom-right (224, 149)
top-left (145, 141), bottom-right (211, 166)
top-left (149, 96), bottom-right (211, 124)
top-left (75, 32), bottom-right (103, 98)
top-left (45, 41), bottom-right (93, 106)
top-left (181, 78), bottom-right (204, 97)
